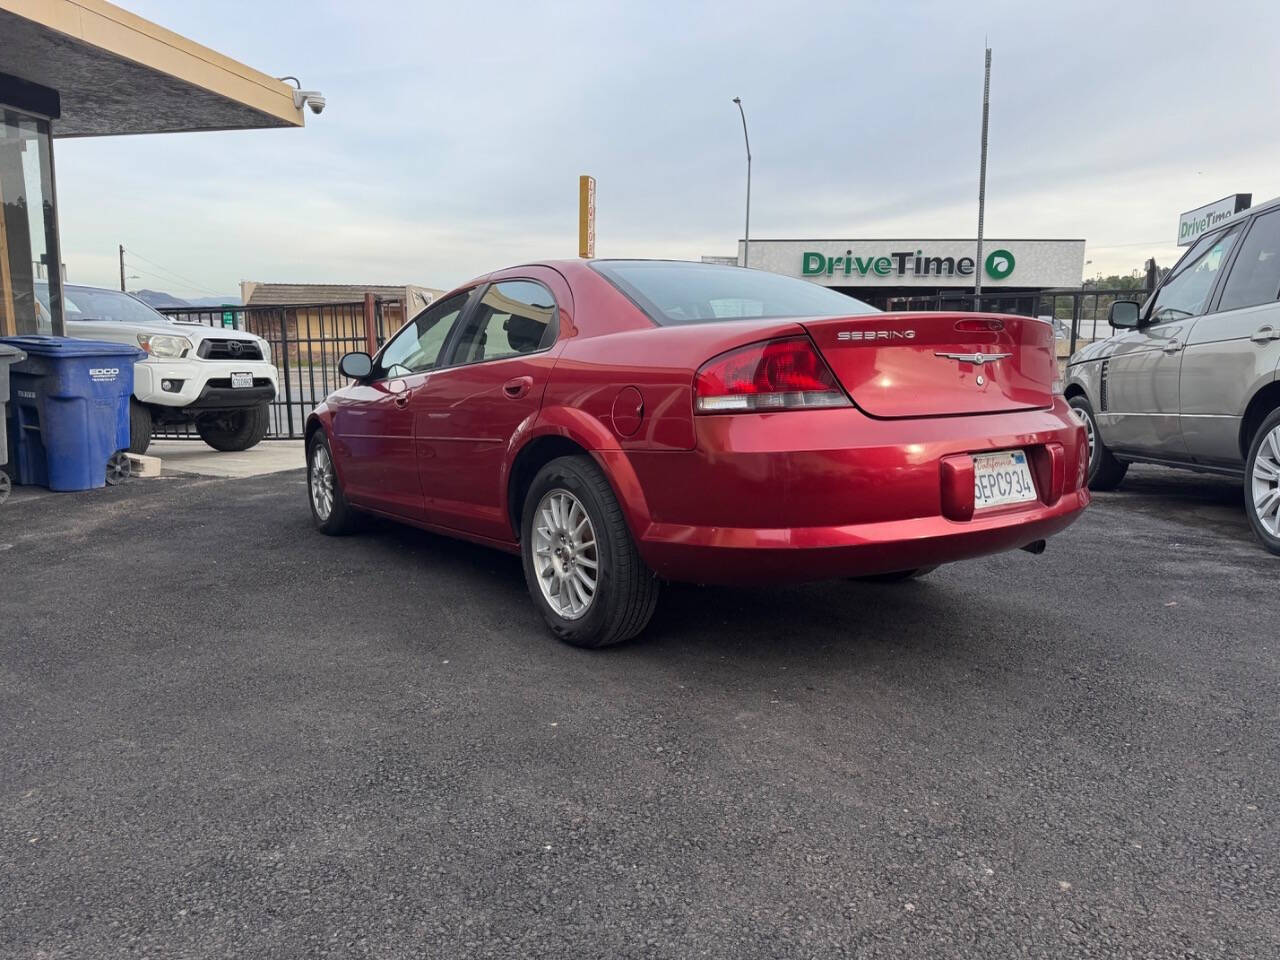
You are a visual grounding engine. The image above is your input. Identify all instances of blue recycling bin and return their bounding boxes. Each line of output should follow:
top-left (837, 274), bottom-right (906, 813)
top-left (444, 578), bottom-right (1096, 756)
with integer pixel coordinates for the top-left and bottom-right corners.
top-left (1, 336), bottom-right (144, 492)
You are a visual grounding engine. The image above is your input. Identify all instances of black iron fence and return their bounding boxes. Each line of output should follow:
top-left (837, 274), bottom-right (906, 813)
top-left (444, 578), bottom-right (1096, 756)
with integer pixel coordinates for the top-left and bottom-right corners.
top-left (156, 299), bottom-right (398, 440)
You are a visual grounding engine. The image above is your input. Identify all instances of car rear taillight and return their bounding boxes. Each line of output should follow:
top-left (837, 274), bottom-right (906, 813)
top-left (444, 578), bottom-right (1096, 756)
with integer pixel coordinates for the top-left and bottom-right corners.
top-left (694, 336), bottom-right (850, 414)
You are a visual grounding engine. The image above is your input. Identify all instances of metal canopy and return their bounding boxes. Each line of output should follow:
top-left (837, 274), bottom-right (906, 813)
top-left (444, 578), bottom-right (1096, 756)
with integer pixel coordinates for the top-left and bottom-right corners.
top-left (0, 0), bottom-right (303, 136)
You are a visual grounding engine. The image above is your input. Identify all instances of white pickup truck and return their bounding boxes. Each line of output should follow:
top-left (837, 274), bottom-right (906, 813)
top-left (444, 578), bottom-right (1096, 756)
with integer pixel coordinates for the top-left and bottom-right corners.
top-left (37, 282), bottom-right (278, 454)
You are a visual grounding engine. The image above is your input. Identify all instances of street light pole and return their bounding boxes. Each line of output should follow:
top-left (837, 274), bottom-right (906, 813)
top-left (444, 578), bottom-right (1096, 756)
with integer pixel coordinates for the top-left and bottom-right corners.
top-left (732, 97), bottom-right (751, 268)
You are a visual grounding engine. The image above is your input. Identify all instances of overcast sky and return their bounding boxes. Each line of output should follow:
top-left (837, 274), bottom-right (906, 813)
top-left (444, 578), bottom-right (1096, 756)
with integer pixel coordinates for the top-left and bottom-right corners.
top-left (52, 0), bottom-right (1280, 298)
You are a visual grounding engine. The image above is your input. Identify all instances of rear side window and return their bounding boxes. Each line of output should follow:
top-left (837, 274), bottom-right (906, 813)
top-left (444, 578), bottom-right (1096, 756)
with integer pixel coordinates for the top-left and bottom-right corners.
top-left (592, 260), bottom-right (878, 326)
top-left (1218, 210), bottom-right (1280, 313)
top-left (446, 280), bottom-right (557, 365)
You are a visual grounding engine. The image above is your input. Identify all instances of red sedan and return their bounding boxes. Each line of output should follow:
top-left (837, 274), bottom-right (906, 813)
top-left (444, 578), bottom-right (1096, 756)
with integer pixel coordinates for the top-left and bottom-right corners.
top-left (306, 260), bottom-right (1089, 647)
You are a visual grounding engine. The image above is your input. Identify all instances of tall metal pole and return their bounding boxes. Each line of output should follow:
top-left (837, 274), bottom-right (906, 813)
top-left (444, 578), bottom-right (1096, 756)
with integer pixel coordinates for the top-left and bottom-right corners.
top-left (974, 47), bottom-right (991, 311)
top-left (732, 97), bottom-right (752, 268)
top-left (119, 244), bottom-right (126, 292)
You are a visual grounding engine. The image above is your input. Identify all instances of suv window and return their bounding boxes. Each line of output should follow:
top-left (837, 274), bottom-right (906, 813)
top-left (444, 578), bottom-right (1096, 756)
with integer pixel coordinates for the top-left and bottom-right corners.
top-left (1146, 228), bottom-right (1239, 325)
top-left (376, 291), bottom-right (470, 379)
top-left (446, 280), bottom-right (557, 365)
top-left (1218, 210), bottom-right (1280, 313)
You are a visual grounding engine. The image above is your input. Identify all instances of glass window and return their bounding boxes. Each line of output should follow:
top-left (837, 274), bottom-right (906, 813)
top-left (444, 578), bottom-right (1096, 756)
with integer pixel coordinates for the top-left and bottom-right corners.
top-left (591, 260), bottom-right (879, 326)
top-left (1, 109), bottom-right (62, 337)
top-left (376, 290), bottom-right (470, 378)
top-left (447, 280), bottom-right (557, 365)
top-left (1146, 227), bottom-right (1239, 324)
top-left (1218, 211), bottom-right (1280, 313)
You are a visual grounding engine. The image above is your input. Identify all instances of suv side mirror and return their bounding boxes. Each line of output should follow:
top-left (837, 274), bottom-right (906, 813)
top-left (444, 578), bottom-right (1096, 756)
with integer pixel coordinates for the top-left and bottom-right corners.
top-left (339, 351), bottom-right (373, 379)
top-left (1108, 301), bottom-right (1140, 329)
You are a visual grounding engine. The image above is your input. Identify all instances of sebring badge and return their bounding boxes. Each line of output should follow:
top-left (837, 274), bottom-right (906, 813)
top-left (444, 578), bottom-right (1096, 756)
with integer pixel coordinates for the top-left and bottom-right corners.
top-left (838, 329), bottom-right (916, 341)
top-left (934, 351), bottom-right (1011, 365)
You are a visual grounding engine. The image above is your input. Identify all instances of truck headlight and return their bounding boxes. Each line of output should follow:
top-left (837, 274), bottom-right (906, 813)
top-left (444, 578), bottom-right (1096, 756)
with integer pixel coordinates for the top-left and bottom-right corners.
top-left (137, 333), bottom-right (192, 358)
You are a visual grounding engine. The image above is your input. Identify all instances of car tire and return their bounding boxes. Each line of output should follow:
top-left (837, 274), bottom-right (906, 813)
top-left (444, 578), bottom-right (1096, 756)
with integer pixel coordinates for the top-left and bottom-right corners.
top-left (196, 404), bottom-right (270, 452)
top-left (307, 430), bottom-right (360, 535)
top-left (521, 455), bottom-right (660, 648)
top-left (1069, 395), bottom-right (1127, 491)
top-left (851, 566), bottom-right (937, 583)
top-left (128, 399), bottom-right (152, 455)
top-left (1244, 406), bottom-right (1280, 556)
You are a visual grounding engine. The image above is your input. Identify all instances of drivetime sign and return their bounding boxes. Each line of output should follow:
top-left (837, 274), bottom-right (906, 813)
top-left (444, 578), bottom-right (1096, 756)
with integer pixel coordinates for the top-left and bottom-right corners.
top-left (1177, 194), bottom-right (1251, 247)
top-left (802, 248), bottom-right (1016, 280)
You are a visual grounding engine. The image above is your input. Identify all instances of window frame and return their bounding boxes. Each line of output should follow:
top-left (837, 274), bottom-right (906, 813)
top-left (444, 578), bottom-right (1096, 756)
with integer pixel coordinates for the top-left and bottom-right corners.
top-left (436, 278), bottom-right (560, 369)
top-left (1208, 209), bottom-right (1280, 316)
top-left (1142, 224), bottom-right (1241, 328)
top-left (370, 287), bottom-right (479, 381)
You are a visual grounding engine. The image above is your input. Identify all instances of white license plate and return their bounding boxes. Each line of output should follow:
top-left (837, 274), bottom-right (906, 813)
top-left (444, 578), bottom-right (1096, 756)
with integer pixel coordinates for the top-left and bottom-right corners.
top-left (230, 372), bottom-right (254, 389)
top-left (973, 449), bottom-right (1038, 510)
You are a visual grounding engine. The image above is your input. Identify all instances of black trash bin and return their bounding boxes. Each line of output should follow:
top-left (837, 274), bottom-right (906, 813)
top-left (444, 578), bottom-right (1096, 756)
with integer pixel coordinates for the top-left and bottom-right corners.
top-left (0, 342), bottom-right (27, 504)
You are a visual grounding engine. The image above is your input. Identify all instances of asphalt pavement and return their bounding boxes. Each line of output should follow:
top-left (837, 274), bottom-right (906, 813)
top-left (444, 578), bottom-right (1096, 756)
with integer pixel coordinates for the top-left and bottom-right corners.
top-left (0, 466), bottom-right (1275, 958)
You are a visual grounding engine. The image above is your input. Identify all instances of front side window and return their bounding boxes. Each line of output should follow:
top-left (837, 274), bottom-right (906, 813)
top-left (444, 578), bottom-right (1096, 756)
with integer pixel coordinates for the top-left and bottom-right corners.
top-left (1146, 228), bottom-right (1239, 324)
top-left (592, 260), bottom-right (879, 326)
top-left (1217, 210), bottom-right (1280, 313)
top-left (447, 280), bottom-right (557, 365)
top-left (376, 290), bottom-right (470, 378)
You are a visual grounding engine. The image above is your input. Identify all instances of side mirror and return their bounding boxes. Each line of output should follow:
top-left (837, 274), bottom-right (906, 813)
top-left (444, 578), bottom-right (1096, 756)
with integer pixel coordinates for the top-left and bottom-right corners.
top-left (1108, 300), bottom-right (1141, 329)
top-left (339, 351), bottom-right (373, 380)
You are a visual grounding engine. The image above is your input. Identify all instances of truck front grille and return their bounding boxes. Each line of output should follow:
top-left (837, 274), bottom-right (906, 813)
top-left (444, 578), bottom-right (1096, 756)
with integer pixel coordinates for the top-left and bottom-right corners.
top-left (198, 339), bottom-right (264, 361)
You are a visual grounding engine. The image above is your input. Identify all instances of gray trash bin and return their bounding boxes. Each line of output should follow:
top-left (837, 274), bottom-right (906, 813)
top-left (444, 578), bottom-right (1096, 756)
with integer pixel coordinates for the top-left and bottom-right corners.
top-left (0, 342), bottom-right (27, 504)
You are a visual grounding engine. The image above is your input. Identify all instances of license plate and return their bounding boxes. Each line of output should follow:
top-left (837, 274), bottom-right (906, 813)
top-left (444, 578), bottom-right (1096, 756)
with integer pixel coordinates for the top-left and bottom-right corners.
top-left (230, 372), bottom-right (253, 389)
top-left (973, 449), bottom-right (1037, 510)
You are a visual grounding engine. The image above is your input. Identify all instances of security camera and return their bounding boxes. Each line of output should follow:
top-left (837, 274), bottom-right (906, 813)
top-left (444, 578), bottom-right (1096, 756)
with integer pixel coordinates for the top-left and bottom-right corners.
top-left (292, 90), bottom-right (326, 115)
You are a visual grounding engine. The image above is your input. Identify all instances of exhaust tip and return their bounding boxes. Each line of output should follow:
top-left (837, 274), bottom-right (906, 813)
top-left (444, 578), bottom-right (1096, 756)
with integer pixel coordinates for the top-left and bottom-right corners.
top-left (1020, 539), bottom-right (1047, 555)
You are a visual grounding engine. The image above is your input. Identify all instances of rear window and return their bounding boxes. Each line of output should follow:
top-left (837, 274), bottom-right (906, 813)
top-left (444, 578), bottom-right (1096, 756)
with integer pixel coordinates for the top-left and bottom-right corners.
top-left (592, 260), bottom-right (879, 326)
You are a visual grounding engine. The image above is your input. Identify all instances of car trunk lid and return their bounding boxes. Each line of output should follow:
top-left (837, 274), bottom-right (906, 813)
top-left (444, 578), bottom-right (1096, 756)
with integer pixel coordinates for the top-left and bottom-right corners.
top-left (798, 312), bottom-right (1055, 418)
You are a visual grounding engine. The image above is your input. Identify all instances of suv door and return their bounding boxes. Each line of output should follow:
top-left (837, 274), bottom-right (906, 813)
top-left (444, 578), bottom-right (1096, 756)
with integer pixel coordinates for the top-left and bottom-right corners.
top-left (329, 290), bottom-right (474, 518)
top-left (1180, 209), bottom-right (1280, 467)
top-left (1102, 226), bottom-right (1240, 459)
top-left (414, 273), bottom-right (568, 540)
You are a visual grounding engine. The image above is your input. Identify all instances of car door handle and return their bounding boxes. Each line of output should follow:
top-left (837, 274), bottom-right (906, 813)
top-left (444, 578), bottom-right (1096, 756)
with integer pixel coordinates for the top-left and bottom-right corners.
top-left (503, 376), bottom-right (533, 399)
top-left (1251, 326), bottom-right (1280, 344)
top-left (393, 388), bottom-right (413, 408)
top-left (1162, 341), bottom-right (1183, 354)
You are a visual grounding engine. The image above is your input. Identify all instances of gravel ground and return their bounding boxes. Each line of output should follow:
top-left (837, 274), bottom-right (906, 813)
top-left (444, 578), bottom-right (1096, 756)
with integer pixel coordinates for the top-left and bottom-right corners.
top-left (0, 465), bottom-right (1275, 959)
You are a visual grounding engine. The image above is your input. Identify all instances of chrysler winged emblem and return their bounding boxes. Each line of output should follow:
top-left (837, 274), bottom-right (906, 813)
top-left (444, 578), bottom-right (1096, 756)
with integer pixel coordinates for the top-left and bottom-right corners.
top-left (935, 351), bottom-right (1011, 365)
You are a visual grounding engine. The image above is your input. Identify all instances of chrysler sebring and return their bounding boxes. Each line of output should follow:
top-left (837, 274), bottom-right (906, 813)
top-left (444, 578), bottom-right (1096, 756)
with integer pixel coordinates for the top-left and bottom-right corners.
top-left (305, 260), bottom-right (1089, 647)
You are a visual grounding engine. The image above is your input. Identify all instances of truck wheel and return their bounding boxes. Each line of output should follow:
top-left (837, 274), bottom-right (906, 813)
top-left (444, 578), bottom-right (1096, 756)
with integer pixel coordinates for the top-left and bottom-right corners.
top-left (197, 404), bottom-right (270, 452)
top-left (128, 400), bottom-right (153, 455)
top-left (1245, 407), bottom-right (1280, 556)
top-left (521, 455), bottom-right (660, 648)
top-left (1069, 395), bottom-right (1127, 491)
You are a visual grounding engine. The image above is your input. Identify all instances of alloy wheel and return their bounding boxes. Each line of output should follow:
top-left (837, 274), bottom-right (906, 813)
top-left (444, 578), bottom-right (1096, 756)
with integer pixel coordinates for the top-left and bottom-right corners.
top-left (1076, 406), bottom-right (1097, 470)
top-left (310, 444), bottom-right (335, 521)
top-left (532, 489), bottom-right (599, 620)
top-left (1251, 424), bottom-right (1280, 537)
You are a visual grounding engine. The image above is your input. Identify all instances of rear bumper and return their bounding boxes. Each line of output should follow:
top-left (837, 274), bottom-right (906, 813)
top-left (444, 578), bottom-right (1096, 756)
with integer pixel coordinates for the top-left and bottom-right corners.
top-left (607, 399), bottom-right (1090, 585)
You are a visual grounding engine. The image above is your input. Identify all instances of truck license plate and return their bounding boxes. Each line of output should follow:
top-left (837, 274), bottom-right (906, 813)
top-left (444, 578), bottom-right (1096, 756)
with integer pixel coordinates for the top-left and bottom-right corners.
top-left (230, 372), bottom-right (253, 389)
top-left (973, 450), bottom-right (1037, 510)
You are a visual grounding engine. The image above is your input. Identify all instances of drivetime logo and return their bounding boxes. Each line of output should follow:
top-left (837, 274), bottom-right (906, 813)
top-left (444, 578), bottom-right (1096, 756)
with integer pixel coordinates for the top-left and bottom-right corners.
top-left (89, 367), bottom-right (120, 382)
top-left (802, 248), bottom-right (1016, 280)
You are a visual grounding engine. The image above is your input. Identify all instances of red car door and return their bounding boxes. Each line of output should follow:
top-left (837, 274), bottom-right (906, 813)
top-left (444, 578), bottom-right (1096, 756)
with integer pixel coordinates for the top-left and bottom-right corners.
top-left (329, 289), bottom-right (474, 519)
top-left (415, 275), bottom-right (568, 540)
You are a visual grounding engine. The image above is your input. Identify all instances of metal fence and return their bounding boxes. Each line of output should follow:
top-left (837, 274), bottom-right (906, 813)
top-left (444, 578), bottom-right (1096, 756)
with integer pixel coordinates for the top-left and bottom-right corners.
top-left (884, 287), bottom-right (1151, 358)
top-left (156, 298), bottom-right (396, 440)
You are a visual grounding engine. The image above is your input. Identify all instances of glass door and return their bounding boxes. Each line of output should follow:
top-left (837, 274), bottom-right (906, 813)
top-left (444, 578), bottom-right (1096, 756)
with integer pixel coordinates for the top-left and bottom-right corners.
top-left (0, 107), bottom-right (62, 336)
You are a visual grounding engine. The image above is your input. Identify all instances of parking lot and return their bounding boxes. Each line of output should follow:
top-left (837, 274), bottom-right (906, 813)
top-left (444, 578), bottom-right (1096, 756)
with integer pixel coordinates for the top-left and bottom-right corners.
top-left (1, 463), bottom-right (1275, 958)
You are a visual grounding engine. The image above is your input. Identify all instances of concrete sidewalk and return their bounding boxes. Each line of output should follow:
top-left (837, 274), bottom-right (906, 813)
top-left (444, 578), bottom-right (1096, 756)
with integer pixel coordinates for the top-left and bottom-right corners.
top-left (149, 439), bottom-right (305, 478)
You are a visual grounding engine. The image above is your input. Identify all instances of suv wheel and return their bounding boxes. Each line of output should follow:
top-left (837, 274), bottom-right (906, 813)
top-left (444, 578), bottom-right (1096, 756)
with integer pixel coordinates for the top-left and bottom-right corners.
top-left (197, 404), bottom-right (270, 452)
top-left (521, 456), bottom-right (659, 648)
top-left (1245, 407), bottom-right (1280, 555)
top-left (128, 400), bottom-right (153, 455)
top-left (1069, 395), bottom-right (1127, 491)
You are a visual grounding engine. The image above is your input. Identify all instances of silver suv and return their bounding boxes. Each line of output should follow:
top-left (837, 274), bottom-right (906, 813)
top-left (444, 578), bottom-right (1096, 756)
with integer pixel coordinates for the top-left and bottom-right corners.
top-left (1066, 196), bottom-right (1280, 554)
